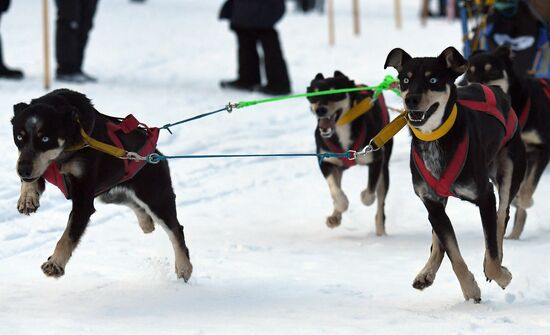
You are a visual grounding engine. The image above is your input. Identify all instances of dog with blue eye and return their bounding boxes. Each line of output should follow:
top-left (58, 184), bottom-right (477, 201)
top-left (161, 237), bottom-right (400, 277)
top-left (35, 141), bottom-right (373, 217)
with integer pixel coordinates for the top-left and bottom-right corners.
top-left (11, 89), bottom-right (193, 281)
top-left (384, 46), bottom-right (526, 302)
top-left (307, 71), bottom-right (392, 235)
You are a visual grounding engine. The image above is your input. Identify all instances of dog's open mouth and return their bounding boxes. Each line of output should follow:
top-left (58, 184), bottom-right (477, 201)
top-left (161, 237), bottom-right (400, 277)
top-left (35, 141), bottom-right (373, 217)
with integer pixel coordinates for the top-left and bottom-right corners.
top-left (406, 103), bottom-right (439, 125)
top-left (317, 110), bottom-right (342, 138)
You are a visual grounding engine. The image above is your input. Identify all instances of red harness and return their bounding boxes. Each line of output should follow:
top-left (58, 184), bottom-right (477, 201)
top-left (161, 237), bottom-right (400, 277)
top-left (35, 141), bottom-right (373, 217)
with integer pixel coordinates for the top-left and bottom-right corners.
top-left (43, 115), bottom-right (159, 199)
top-left (323, 94), bottom-right (389, 168)
top-left (517, 78), bottom-right (550, 129)
top-left (412, 85), bottom-right (517, 198)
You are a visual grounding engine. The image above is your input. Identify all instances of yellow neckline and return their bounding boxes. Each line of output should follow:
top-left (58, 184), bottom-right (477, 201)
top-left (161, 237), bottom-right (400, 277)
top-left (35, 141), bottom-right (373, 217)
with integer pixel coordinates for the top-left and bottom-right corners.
top-left (409, 104), bottom-right (457, 142)
top-left (335, 97), bottom-right (374, 126)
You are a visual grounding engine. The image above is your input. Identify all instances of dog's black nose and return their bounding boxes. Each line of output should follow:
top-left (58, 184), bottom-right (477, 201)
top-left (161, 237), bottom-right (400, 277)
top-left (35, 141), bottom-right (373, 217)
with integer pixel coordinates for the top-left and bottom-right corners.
top-left (17, 161), bottom-right (33, 178)
top-left (405, 94), bottom-right (421, 110)
top-left (315, 107), bottom-right (328, 117)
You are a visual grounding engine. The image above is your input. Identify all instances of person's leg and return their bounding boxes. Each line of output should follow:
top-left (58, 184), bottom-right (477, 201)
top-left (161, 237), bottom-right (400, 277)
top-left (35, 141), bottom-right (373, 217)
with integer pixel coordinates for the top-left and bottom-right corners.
top-left (221, 28), bottom-right (260, 90)
top-left (236, 28), bottom-right (261, 85)
top-left (258, 28), bottom-right (290, 94)
top-left (0, 14), bottom-right (23, 79)
top-left (76, 0), bottom-right (98, 73)
top-left (0, 15), bottom-right (4, 69)
top-left (55, 0), bottom-right (81, 75)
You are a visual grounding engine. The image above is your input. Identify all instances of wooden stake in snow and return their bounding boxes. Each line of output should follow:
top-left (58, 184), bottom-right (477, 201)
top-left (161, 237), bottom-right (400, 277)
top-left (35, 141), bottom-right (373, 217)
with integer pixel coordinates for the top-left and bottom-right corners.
top-left (328, 0), bottom-right (335, 46)
top-left (395, 0), bottom-right (402, 30)
top-left (352, 0), bottom-right (360, 36)
top-left (42, 0), bottom-right (50, 90)
top-left (42, 0), bottom-right (51, 90)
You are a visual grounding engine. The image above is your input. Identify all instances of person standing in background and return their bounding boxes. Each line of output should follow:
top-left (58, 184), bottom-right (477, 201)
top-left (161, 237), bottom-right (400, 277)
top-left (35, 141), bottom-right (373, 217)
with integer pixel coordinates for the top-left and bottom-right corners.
top-left (0, 0), bottom-right (23, 79)
top-left (55, 0), bottom-right (99, 83)
top-left (219, 0), bottom-right (291, 95)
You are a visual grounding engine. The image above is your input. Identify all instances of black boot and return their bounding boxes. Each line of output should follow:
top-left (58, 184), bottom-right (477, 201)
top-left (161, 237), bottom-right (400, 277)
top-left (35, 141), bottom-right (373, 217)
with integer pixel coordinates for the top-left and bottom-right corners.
top-left (0, 65), bottom-right (23, 80)
top-left (220, 79), bottom-right (257, 91)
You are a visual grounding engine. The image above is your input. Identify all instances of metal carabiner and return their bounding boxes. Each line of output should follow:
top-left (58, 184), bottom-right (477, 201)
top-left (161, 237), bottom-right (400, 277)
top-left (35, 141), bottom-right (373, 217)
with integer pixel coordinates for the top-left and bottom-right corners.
top-left (226, 102), bottom-right (239, 113)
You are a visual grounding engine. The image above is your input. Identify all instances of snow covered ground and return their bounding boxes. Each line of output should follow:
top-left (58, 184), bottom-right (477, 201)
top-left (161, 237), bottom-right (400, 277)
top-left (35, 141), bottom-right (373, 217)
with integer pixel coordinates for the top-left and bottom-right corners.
top-left (0, 0), bottom-right (549, 334)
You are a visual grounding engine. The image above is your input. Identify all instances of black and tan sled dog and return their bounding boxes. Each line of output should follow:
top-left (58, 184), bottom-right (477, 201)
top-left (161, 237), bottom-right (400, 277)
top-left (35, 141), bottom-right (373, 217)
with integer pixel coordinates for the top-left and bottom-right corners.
top-left (384, 47), bottom-right (526, 302)
top-left (11, 89), bottom-right (192, 281)
top-left (466, 46), bottom-right (550, 239)
top-left (307, 71), bottom-right (392, 235)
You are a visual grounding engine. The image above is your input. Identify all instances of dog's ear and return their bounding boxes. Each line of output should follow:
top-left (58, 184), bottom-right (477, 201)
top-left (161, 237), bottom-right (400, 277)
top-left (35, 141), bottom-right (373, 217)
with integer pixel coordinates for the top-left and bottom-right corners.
top-left (333, 70), bottom-right (346, 78)
top-left (13, 103), bottom-right (29, 116)
top-left (438, 46), bottom-right (468, 78)
top-left (493, 45), bottom-right (515, 71)
top-left (384, 48), bottom-right (412, 72)
top-left (494, 45), bottom-right (513, 60)
top-left (314, 73), bottom-right (324, 80)
top-left (62, 107), bottom-right (81, 142)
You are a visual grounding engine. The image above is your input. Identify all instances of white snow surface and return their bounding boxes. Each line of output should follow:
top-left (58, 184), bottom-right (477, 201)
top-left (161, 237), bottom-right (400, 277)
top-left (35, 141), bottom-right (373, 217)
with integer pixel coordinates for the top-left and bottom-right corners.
top-left (1, 0), bottom-right (549, 334)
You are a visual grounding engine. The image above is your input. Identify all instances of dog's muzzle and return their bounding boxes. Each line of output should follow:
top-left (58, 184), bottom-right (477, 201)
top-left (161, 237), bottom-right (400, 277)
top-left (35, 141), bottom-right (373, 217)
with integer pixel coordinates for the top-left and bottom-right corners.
top-left (318, 116), bottom-right (336, 138)
top-left (407, 110), bottom-right (427, 122)
top-left (406, 103), bottom-right (439, 124)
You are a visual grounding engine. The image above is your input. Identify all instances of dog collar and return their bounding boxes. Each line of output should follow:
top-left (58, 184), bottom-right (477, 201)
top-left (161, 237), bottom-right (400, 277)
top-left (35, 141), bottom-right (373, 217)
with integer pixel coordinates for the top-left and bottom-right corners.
top-left (336, 96), bottom-right (374, 126)
top-left (409, 104), bottom-right (457, 142)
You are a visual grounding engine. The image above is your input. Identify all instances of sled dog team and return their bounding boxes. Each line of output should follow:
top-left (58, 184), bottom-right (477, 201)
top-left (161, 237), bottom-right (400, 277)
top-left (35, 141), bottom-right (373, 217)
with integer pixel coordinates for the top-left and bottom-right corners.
top-left (12, 46), bottom-right (549, 303)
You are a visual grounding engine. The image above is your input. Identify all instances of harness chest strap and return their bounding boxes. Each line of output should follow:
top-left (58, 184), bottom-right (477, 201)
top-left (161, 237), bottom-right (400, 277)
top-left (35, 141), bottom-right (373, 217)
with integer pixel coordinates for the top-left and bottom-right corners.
top-left (323, 123), bottom-right (367, 168)
top-left (412, 133), bottom-right (470, 198)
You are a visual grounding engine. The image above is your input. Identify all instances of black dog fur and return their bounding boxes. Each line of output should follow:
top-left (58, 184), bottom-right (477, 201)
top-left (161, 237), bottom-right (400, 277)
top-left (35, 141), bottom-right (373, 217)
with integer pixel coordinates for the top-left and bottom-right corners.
top-left (385, 47), bottom-right (526, 302)
top-left (307, 71), bottom-right (392, 234)
top-left (466, 46), bottom-right (550, 239)
top-left (11, 89), bottom-right (193, 281)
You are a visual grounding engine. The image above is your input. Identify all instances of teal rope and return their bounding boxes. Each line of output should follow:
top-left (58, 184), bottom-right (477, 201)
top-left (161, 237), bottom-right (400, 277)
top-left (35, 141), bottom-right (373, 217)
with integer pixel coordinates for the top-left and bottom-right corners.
top-left (160, 106), bottom-right (229, 134)
top-left (146, 151), bottom-right (355, 165)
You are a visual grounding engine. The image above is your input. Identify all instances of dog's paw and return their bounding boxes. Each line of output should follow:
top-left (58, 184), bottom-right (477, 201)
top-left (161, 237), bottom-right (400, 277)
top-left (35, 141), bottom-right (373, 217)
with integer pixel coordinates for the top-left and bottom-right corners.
top-left (333, 192), bottom-right (349, 213)
top-left (175, 261), bottom-right (193, 282)
top-left (138, 215), bottom-right (155, 234)
top-left (17, 191), bottom-right (40, 215)
top-left (461, 272), bottom-right (481, 303)
top-left (41, 258), bottom-right (65, 278)
top-left (412, 272), bottom-right (435, 290)
top-left (360, 189), bottom-right (376, 206)
top-left (492, 266), bottom-right (512, 289)
top-left (505, 233), bottom-right (520, 240)
top-left (484, 259), bottom-right (512, 289)
top-left (326, 214), bottom-right (342, 228)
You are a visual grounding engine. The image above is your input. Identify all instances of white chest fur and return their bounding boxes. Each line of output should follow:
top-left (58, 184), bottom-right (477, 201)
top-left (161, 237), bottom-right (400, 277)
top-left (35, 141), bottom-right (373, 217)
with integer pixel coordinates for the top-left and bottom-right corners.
top-left (416, 141), bottom-right (443, 179)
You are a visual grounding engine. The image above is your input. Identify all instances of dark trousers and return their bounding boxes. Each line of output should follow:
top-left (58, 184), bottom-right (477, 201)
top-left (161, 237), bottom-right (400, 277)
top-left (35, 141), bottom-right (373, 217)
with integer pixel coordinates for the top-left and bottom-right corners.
top-left (55, 0), bottom-right (98, 75)
top-left (234, 27), bottom-right (290, 90)
top-left (0, 15), bottom-right (5, 68)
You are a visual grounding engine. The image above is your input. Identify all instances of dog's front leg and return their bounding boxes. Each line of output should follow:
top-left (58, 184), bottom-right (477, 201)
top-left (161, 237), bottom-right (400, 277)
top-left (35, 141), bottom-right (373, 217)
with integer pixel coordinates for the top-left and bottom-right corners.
top-left (321, 163), bottom-right (348, 228)
top-left (17, 178), bottom-right (45, 215)
top-left (42, 184), bottom-right (95, 278)
top-left (478, 185), bottom-right (512, 289)
top-left (423, 198), bottom-right (481, 303)
top-left (413, 230), bottom-right (445, 290)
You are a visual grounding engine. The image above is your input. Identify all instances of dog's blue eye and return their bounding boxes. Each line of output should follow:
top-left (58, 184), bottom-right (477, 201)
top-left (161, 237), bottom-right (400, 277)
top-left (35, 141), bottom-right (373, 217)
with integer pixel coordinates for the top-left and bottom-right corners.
top-left (41, 136), bottom-right (50, 143)
top-left (429, 77), bottom-right (438, 84)
top-left (16, 134), bottom-right (23, 141)
top-left (402, 78), bottom-right (409, 84)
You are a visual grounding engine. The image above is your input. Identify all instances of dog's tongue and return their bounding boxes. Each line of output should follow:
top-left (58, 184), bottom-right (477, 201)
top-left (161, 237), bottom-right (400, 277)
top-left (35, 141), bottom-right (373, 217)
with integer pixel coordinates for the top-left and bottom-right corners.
top-left (318, 117), bottom-right (335, 130)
